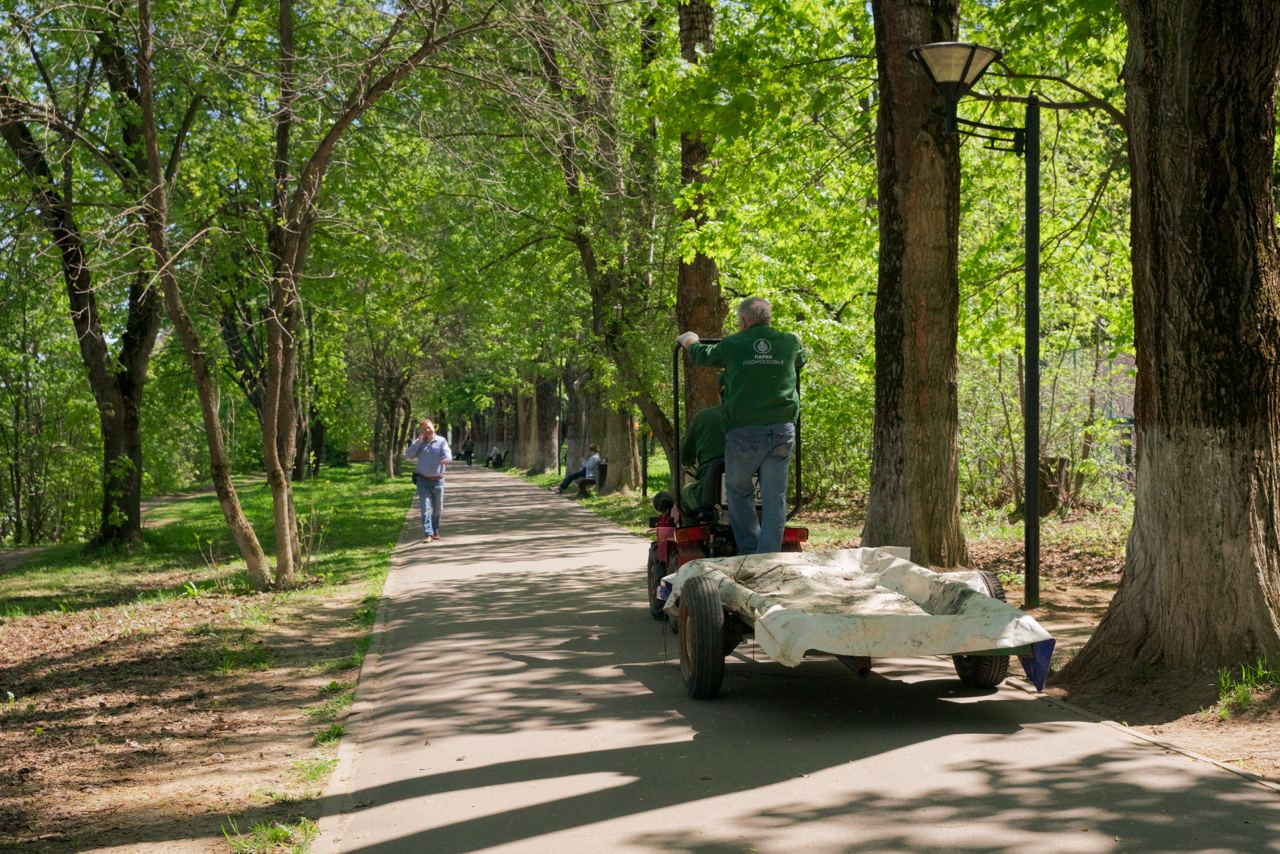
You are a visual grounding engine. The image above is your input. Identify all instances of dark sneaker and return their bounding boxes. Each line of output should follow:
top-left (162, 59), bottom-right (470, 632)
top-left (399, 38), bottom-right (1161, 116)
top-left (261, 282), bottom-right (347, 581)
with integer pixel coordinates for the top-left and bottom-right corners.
top-left (432, 534), bottom-right (441, 541)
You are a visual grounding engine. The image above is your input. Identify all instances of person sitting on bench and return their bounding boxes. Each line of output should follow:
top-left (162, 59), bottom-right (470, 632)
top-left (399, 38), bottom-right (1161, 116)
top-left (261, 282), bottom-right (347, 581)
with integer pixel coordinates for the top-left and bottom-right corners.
top-left (555, 444), bottom-right (602, 494)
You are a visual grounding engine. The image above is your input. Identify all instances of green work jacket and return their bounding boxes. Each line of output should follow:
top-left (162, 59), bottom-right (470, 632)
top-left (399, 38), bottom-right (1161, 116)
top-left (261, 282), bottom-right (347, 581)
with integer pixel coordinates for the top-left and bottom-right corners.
top-left (688, 325), bottom-right (806, 429)
top-left (681, 405), bottom-right (726, 483)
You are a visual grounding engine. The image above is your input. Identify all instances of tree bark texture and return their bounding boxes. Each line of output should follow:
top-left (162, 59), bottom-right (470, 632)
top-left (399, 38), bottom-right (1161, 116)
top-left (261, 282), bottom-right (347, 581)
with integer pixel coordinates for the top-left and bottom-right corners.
top-left (676, 0), bottom-right (725, 417)
top-left (602, 405), bottom-right (639, 493)
top-left (531, 375), bottom-right (559, 473)
top-left (861, 0), bottom-right (968, 568)
top-left (515, 392), bottom-right (535, 468)
top-left (1065, 0), bottom-right (1280, 677)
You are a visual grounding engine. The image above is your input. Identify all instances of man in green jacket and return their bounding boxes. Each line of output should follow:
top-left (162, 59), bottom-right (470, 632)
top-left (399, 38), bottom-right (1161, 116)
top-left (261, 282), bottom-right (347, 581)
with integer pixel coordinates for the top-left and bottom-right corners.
top-left (679, 297), bottom-right (806, 554)
top-left (679, 379), bottom-right (726, 516)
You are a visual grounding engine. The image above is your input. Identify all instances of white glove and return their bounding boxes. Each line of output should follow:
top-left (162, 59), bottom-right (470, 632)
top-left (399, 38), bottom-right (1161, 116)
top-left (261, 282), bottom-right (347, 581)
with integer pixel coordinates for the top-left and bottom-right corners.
top-left (677, 331), bottom-right (699, 348)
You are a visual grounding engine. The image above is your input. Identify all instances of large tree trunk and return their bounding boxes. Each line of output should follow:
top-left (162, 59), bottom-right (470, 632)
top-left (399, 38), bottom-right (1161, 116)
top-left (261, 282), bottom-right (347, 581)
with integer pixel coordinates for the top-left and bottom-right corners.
top-left (514, 392), bottom-right (535, 468)
top-left (531, 375), bottom-right (558, 473)
top-left (601, 405), bottom-right (639, 493)
top-left (861, 0), bottom-right (967, 568)
top-left (1064, 0), bottom-right (1280, 679)
top-left (675, 0), bottom-right (726, 417)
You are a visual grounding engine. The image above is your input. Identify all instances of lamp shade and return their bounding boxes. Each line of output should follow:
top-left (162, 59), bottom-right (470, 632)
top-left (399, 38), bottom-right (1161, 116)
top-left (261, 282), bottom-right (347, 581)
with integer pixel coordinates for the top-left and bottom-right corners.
top-left (906, 41), bottom-right (1002, 102)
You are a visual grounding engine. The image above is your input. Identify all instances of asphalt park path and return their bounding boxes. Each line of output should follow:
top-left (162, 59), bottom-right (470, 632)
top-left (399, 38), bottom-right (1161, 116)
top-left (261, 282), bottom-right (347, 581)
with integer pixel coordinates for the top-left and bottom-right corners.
top-left (317, 465), bottom-right (1280, 853)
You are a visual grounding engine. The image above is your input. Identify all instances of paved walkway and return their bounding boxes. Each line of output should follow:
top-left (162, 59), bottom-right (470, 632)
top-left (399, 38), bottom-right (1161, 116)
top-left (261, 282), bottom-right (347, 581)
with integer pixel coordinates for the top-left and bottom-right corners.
top-left (317, 465), bottom-right (1280, 853)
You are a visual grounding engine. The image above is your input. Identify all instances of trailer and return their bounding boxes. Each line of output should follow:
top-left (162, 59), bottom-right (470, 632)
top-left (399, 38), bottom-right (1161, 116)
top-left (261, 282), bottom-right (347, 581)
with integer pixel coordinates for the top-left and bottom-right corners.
top-left (659, 547), bottom-right (1056, 699)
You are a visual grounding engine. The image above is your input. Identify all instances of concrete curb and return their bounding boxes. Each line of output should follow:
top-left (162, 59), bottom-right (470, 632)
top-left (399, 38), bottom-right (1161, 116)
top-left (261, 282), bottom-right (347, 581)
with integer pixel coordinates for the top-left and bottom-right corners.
top-left (314, 502), bottom-right (417, 854)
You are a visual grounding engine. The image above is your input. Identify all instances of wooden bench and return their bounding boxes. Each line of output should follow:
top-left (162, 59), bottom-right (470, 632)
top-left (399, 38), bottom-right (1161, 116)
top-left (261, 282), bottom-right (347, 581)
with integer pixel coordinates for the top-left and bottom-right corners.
top-left (574, 462), bottom-right (607, 498)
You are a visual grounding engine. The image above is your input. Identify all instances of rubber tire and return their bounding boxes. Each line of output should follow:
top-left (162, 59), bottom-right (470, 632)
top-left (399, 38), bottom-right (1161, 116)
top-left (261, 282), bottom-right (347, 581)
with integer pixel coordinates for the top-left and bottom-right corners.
top-left (952, 570), bottom-right (1011, 688)
top-left (646, 542), bottom-right (665, 619)
top-left (679, 575), bottom-right (726, 699)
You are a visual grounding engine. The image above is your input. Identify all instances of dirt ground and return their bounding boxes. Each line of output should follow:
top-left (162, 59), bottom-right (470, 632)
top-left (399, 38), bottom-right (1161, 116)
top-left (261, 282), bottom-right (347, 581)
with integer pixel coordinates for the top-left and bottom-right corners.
top-left (967, 534), bottom-right (1280, 790)
top-left (0, 586), bottom-right (366, 852)
top-left (3, 515), bottom-right (1278, 852)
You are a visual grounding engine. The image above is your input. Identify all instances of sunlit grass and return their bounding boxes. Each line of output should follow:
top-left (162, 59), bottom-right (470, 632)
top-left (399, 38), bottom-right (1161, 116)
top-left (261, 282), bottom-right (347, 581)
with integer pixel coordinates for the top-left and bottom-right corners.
top-left (1215, 657), bottom-right (1280, 720)
top-left (222, 816), bottom-right (317, 854)
top-left (0, 467), bottom-right (404, 620)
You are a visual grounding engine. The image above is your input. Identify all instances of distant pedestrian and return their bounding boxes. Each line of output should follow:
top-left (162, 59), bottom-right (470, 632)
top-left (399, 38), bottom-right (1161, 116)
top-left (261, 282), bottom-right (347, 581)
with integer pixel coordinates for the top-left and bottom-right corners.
top-left (462, 437), bottom-right (475, 466)
top-left (555, 444), bottom-right (601, 495)
top-left (405, 419), bottom-right (452, 542)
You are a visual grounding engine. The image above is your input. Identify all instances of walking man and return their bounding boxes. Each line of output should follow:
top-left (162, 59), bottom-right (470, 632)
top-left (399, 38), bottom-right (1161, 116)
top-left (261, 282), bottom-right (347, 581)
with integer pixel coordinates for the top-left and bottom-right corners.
top-left (679, 297), bottom-right (806, 554)
top-left (405, 418), bottom-right (452, 542)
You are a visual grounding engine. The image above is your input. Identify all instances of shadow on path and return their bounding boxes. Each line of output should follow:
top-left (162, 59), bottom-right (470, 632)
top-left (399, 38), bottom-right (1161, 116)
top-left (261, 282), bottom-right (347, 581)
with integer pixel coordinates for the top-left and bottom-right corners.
top-left (321, 467), bottom-right (1280, 853)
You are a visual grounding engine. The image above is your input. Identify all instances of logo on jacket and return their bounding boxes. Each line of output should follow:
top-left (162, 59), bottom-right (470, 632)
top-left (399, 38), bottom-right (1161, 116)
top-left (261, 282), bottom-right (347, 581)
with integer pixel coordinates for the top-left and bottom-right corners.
top-left (753, 338), bottom-right (773, 355)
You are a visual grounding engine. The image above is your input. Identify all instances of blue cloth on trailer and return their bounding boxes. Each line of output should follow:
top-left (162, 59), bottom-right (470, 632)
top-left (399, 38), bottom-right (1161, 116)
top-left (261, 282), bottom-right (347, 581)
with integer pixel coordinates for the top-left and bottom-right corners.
top-left (1019, 638), bottom-right (1056, 691)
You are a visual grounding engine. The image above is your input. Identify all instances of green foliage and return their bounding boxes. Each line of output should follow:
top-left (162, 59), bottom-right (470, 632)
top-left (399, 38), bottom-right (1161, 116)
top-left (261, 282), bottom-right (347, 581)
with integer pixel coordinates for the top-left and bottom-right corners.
top-left (0, 469), bottom-right (403, 620)
top-left (0, 230), bottom-right (103, 543)
top-left (0, 0), bottom-right (1143, 552)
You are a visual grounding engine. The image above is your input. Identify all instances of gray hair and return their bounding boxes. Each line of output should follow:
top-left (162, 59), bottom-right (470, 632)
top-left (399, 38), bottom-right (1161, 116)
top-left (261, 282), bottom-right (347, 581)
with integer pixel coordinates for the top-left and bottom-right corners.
top-left (737, 297), bottom-right (772, 326)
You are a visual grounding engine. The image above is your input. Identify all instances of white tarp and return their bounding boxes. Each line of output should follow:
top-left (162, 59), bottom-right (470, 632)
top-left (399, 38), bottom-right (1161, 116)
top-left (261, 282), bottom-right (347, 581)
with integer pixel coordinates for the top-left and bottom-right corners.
top-left (661, 547), bottom-right (1054, 669)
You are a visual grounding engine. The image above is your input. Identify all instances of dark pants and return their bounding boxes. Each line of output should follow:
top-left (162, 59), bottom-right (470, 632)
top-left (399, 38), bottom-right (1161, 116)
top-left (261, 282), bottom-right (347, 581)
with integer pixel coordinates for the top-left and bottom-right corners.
top-left (559, 468), bottom-right (586, 491)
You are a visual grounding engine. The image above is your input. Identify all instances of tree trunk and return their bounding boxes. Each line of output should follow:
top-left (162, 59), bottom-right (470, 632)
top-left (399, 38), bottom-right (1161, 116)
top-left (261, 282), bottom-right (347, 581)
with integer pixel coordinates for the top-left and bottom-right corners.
top-left (515, 391), bottom-right (535, 468)
top-left (146, 234), bottom-right (273, 587)
top-left (1064, 0), bottom-right (1280, 679)
top-left (310, 418), bottom-right (325, 475)
top-left (565, 374), bottom-right (588, 471)
top-left (601, 405), bottom-right (639, 493)
top-left (676, 0), bottom-right (726, 417)
top-left (531, 375), bottom-right (558, 473)
top-left (394, 398), bottom-right (413, 475)
top-left (261, 277), bottom-right (301, 587)
top-left (861, 0), bottom-right (967, 568)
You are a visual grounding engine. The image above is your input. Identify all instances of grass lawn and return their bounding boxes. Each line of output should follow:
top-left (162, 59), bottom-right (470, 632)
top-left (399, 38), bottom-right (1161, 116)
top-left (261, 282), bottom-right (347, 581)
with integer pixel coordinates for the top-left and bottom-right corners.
top-left (0, 466), bottom-right (409, 852)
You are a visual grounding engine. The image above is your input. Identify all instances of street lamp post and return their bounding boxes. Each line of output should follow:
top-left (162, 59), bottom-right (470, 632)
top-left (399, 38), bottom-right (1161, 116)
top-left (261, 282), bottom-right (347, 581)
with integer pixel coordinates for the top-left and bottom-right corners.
top-left (907, 41), bottom-right (1042, 607)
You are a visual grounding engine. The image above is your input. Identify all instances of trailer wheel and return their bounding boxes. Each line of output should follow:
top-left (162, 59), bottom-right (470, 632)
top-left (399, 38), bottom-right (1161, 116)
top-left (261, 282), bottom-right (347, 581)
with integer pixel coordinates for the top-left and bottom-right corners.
top-left (952, 571), bottom-right (1011, 688)
top-left (679, 575), bottom-right (726, 699)
top-left (646, 542), bottom-right (665, 620)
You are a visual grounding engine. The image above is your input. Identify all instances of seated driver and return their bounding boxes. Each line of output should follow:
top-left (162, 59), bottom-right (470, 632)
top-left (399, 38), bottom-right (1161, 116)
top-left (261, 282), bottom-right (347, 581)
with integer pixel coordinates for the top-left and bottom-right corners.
top-left (678, 376), bottom-right (726, 518)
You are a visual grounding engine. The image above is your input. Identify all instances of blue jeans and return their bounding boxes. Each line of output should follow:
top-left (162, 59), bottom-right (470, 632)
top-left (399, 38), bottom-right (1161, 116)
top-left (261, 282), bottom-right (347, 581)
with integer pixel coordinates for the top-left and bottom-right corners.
top-left (725, 423), bottom-right (794, 555)
top-left (415, 477), bottom-right (445, 537)
top-left (558, 468), bottom-right (586, 491)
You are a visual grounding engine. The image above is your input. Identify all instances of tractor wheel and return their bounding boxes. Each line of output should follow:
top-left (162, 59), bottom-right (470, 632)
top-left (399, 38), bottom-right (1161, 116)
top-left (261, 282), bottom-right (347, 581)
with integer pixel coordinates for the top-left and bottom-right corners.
top-left (679, 575), bottom-right (726, 699)
top-left (952, 571), bottom-right (1011, 688)
top-left (646, 542), bottom-right (665, 620)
